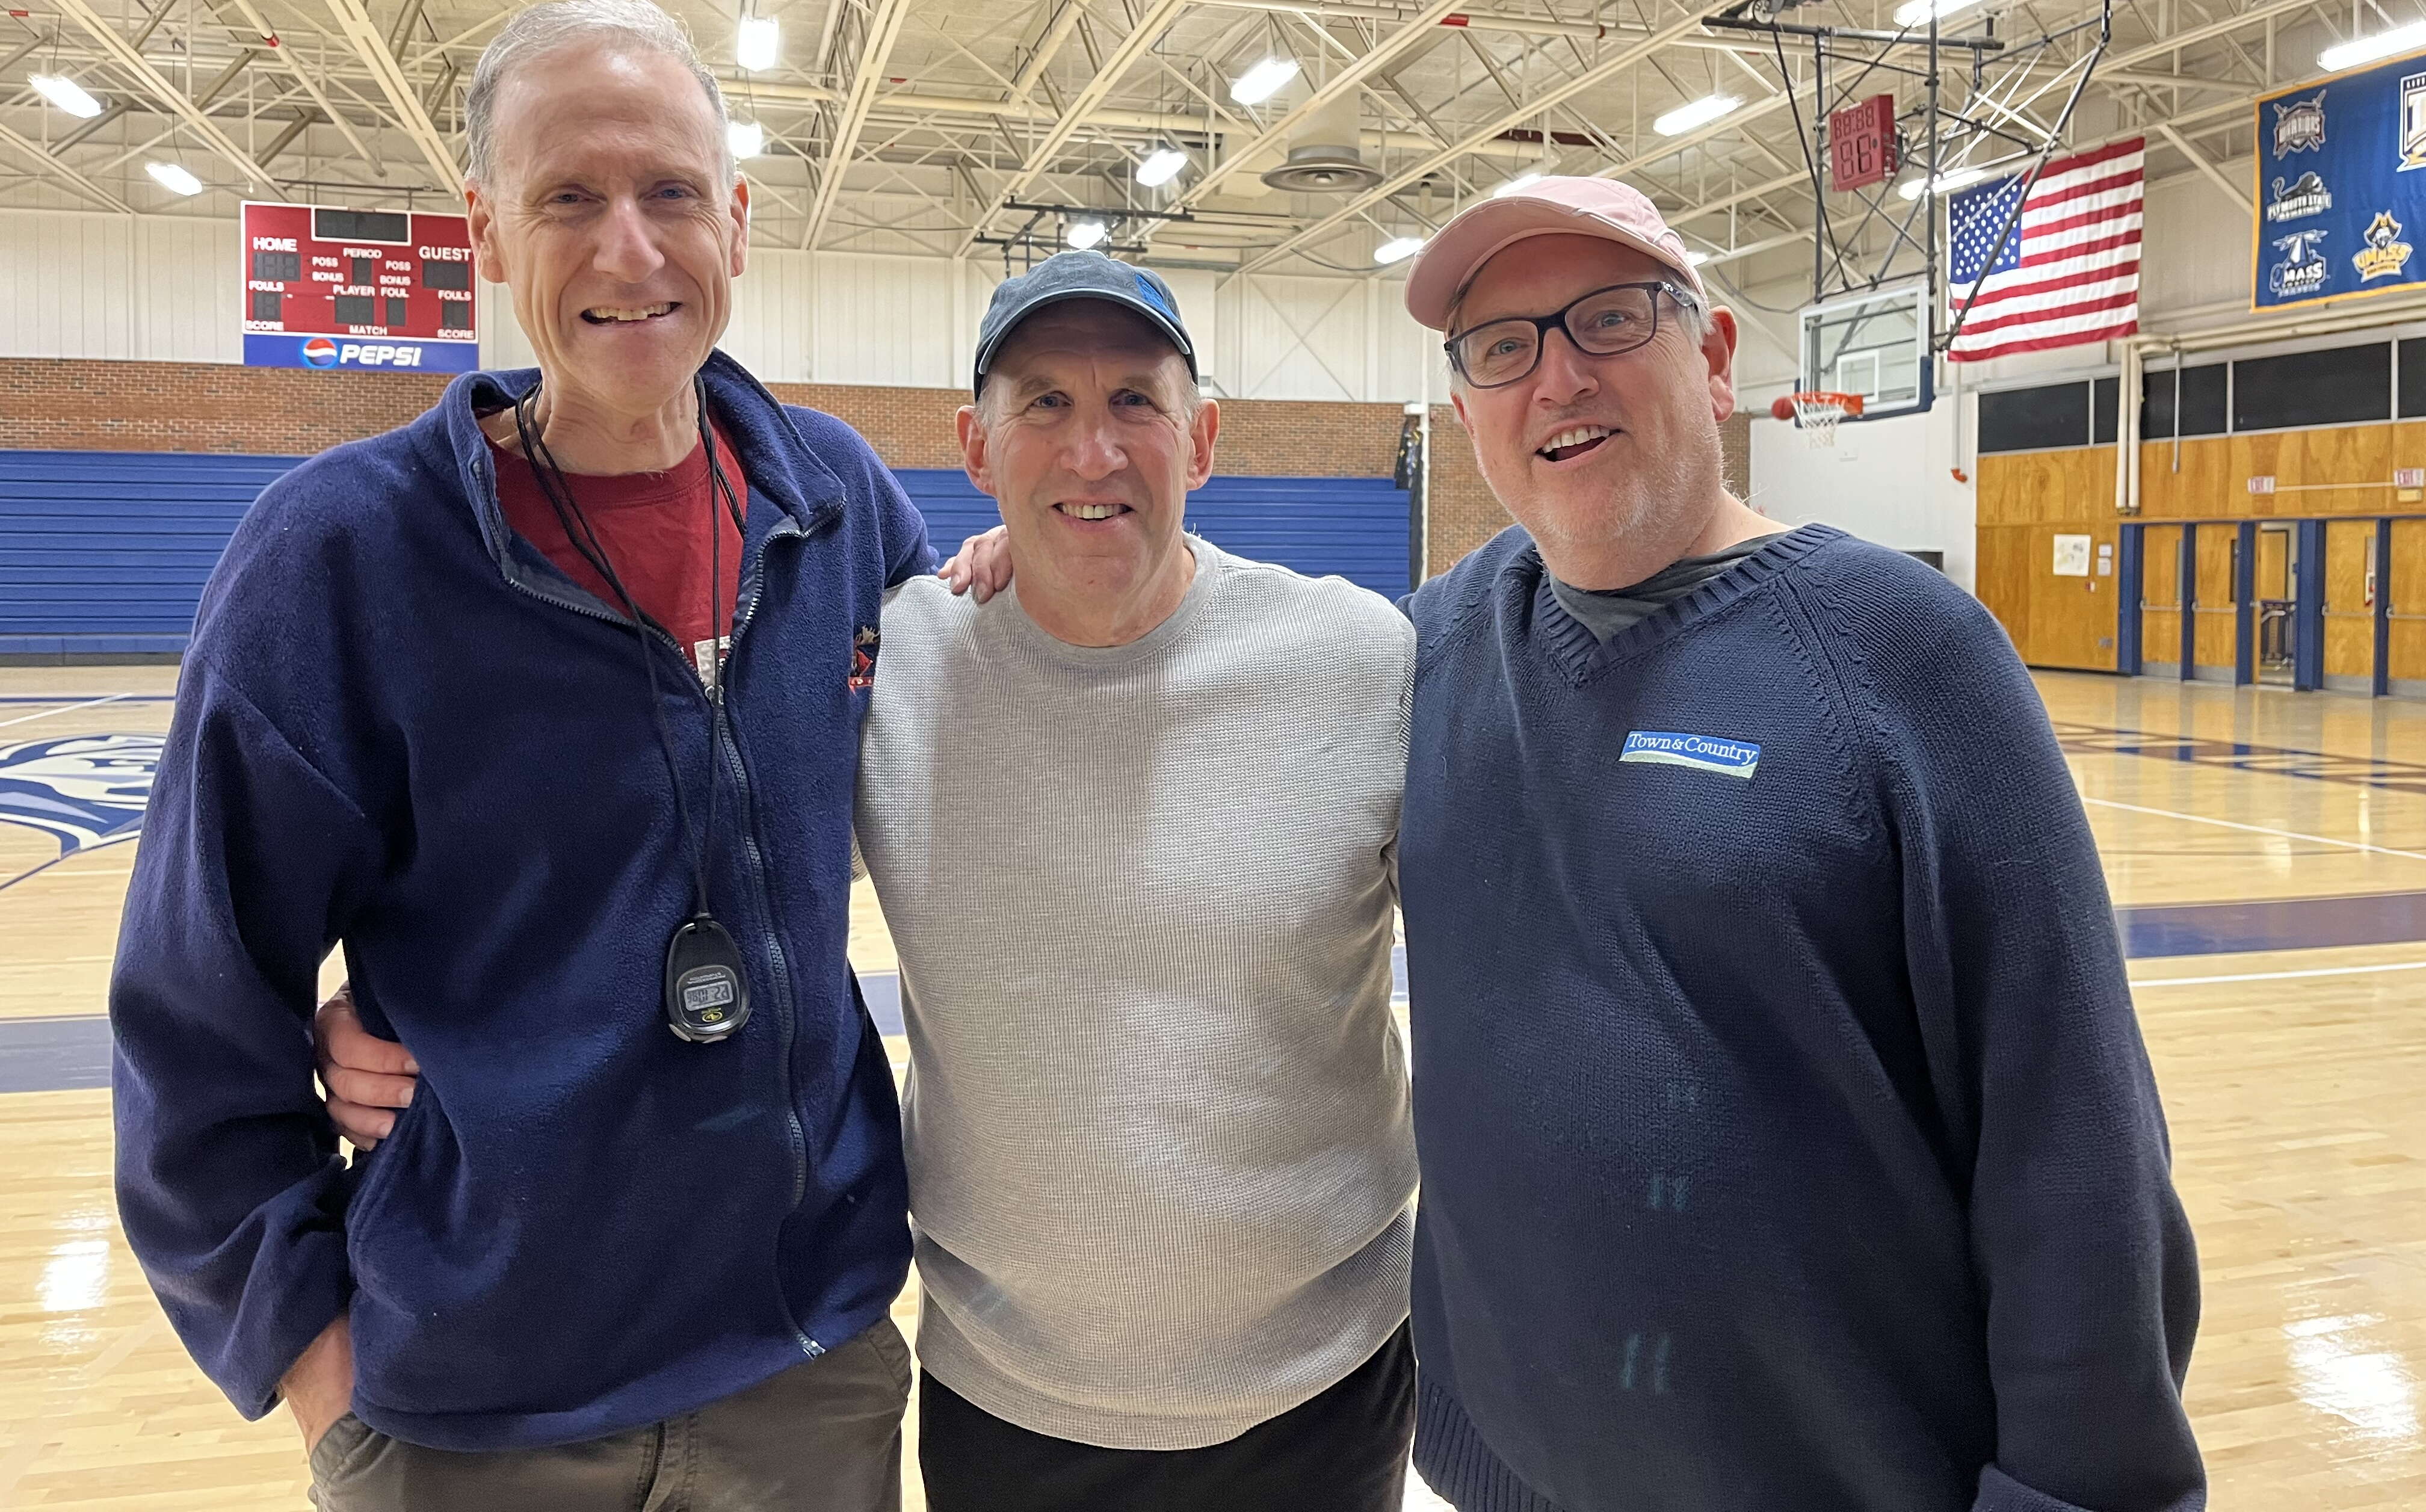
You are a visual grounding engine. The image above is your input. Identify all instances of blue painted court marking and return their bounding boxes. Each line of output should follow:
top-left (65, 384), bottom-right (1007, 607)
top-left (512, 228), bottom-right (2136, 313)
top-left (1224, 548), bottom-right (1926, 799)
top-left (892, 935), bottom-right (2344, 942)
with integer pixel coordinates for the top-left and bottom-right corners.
top-left (23, 906), bottom-right (2426, 1095)
top-left (2122, 890), bottom-right (2426, 957)
top-left (2052, 720), bottom-right (2426, 795)
top-left (0, 1016), bottom-right (114, 1093)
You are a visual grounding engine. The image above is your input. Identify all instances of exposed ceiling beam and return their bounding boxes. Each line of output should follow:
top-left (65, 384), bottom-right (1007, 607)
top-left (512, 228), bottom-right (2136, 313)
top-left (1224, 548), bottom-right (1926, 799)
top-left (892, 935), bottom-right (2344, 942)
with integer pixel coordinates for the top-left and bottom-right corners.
top-left (0, 118), bottom-right (134, 213)
top-left (955, 0), bottom-right (1194, 256)
top-left (1237, 0), bottom-right (1729, 274)
top-left (1182, 0), bottom-right (1469, 205)
top-left (319, 0), bottom-right (461, 191)
top-left (51, 0), bottom-right (282, 188)
top-left (2156, 119), bottom-right (2252, 215)
top-left (215, 0), bottom-right (381, 167)
top-left (804, 0), bottom-right (916, 248)
top-left (1013, 0), bottom-right (1089, 97)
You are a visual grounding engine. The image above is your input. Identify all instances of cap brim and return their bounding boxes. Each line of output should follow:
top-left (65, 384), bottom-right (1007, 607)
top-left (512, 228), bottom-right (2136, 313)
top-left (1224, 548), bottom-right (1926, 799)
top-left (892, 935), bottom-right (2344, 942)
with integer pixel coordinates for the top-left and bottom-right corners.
top-left (972, 288), bottom-right (1198, 397)
top-left (1404, 199), bottom-right (1700, 330)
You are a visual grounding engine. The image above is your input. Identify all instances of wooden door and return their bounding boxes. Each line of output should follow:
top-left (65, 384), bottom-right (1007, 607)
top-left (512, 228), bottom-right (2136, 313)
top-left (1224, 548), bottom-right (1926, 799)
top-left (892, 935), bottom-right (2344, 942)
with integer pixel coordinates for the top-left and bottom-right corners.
top-left (2193, 526), bottom-right (2241, 674)
top-left (2392, 520), bottom-right (2426, 689)
top-left (2323, 520), bottom-right (2377, 685)
top-left (2141, 525), bottom-right (2184, 671)
top-left (2025, 522), bottom-right (2121, 670)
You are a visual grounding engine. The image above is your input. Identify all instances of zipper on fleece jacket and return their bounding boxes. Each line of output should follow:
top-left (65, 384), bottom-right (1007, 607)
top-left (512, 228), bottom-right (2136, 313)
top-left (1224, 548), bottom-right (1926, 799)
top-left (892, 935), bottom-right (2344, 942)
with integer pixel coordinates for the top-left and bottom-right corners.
top-left (465, 445), bottom-right (821, 1361)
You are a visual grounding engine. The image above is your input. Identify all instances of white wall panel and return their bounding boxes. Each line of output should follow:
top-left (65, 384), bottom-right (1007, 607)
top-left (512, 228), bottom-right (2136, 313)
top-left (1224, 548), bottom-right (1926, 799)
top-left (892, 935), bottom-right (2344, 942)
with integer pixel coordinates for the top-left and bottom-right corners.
top-left (131, 216), bottom-right (238, 362)
top-left (1749, 400), bottom-right (1978, 591)
top-left (809, 252), bottom-right (959, 387)
top-left (0, 209), bottom-right (1450, 403)
top-left (1222, 273), bottom-right (1367, 401)
top-left (0, 210), bottom-right (137, 360)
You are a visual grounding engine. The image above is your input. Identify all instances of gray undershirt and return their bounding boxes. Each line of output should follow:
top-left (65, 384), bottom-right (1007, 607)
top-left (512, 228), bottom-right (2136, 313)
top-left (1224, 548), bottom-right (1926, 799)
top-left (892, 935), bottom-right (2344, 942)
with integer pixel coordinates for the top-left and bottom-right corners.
top-left (1547, 531), bottom-right (1790, 641)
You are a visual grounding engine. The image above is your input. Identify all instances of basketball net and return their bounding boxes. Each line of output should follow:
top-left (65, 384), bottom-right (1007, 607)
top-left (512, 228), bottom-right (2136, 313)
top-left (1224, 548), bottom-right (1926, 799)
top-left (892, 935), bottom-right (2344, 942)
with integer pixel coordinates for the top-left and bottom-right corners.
top-left (1785, 390), bottom-right (1863, 449)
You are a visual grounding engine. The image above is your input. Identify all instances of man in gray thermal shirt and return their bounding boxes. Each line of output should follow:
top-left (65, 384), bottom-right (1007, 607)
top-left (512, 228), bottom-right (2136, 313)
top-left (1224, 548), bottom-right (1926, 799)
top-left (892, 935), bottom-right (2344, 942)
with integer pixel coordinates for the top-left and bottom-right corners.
top-left (320, 251), bottom-right (1421, 1511)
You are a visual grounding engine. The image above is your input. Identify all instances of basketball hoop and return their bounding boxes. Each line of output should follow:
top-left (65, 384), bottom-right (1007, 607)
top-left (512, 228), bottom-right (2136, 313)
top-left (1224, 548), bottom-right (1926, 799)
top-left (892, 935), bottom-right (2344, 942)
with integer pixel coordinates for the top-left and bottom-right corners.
top-left (1770, 390), bottom-right (1865, 449)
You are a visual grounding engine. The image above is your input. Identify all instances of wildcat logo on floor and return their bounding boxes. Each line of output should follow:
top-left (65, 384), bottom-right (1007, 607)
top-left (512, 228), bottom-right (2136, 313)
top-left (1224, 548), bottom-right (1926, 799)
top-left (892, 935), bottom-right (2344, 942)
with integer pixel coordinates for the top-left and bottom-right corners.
top-left (0, 733), bottom-right (163, 857)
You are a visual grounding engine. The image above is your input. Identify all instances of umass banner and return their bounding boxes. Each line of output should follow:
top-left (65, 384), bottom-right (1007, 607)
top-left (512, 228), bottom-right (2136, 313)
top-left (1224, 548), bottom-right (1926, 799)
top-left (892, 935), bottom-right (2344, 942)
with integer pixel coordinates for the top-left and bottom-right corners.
top-left (2253, 49), bottom-right (2426, 310)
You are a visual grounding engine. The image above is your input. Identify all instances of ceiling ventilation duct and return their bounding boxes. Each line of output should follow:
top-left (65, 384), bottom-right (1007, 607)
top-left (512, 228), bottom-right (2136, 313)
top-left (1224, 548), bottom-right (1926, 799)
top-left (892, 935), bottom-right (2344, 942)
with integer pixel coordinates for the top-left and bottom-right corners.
top-left (1259, 94), bottom-right (1382, 193)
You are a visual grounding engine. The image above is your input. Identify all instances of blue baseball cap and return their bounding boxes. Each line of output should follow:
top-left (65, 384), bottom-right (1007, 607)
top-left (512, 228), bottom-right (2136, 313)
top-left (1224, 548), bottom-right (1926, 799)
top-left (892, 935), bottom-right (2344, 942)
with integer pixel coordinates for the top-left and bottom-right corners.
top-left (973, 250), bottom-right (1197, 398)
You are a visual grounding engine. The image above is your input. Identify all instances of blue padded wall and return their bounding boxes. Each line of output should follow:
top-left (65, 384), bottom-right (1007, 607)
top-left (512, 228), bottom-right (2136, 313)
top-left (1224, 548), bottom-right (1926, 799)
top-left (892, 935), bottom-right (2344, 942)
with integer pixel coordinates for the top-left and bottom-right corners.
top-left (0, 451), bottom-right (1411, 658)
top-left (0, 450), bottom-right (302, 657)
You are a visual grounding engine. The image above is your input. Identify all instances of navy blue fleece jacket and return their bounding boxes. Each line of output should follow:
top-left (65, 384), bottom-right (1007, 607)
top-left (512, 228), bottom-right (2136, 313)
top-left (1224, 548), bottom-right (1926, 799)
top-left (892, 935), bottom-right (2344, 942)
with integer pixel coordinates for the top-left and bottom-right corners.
top-left (110, 354), bottom-right (931, 1451)
top-left (1401, 524), bottom-right (2202, 1512)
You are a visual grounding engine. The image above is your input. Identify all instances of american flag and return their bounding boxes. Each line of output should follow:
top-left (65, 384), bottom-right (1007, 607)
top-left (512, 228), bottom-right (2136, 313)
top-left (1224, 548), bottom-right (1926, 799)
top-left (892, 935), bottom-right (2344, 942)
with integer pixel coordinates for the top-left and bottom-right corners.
top-left (1945, 138), bottom-right (2143, 362)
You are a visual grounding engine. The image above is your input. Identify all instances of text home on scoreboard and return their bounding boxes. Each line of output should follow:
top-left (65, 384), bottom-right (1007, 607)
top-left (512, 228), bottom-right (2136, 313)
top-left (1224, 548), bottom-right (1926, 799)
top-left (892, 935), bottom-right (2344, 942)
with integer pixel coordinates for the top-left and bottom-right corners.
top-left (241, 202), bottom-right (481, 371)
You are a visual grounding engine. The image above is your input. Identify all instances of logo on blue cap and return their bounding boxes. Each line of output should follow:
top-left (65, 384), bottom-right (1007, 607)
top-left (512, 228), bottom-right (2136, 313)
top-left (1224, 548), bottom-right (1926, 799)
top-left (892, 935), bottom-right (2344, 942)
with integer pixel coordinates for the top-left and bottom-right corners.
top-left (1131, 270), bottom-right (1178, 321)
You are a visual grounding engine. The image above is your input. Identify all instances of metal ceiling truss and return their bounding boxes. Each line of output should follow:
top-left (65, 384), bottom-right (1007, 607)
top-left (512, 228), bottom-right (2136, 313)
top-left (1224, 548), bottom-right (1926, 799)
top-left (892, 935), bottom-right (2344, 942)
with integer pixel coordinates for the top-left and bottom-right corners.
top-left (0, 0), bottom-right (2387, 286)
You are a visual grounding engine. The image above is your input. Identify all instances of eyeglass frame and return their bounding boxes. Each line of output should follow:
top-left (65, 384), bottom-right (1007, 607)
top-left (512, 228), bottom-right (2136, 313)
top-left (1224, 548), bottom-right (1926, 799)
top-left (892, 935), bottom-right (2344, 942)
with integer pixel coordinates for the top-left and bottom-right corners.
top-left (1441, 279), bottom-right (1703, 389)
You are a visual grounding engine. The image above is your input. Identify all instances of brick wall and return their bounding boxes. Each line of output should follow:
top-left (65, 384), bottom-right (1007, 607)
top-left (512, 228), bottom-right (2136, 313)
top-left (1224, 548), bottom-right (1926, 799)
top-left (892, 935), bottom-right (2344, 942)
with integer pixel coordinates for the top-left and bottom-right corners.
top-left (1421, 406), bottom-right (1759, 579)
top-left (0, 358), bottom-right (1407, 480)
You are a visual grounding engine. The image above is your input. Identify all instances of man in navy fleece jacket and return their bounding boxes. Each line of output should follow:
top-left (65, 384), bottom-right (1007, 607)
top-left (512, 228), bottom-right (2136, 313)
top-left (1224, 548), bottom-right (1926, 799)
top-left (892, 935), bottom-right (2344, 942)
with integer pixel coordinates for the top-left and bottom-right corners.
top-left (108, 4), bottom-right (928, 1505)
top-left (1393, 179), bottom-right (2204, 1510)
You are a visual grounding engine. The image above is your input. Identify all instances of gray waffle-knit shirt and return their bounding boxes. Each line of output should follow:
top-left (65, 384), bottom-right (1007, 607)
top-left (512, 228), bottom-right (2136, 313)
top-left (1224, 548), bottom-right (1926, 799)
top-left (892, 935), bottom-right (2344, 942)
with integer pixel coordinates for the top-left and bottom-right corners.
top-left (853, 536), bottom-right (1418, 1450)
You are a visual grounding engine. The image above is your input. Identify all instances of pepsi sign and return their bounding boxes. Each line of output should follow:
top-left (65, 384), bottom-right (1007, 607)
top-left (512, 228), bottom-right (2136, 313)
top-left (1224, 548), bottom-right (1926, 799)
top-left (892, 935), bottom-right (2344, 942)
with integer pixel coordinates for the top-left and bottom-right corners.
top-left (244, 333), bottom-right (480, 372)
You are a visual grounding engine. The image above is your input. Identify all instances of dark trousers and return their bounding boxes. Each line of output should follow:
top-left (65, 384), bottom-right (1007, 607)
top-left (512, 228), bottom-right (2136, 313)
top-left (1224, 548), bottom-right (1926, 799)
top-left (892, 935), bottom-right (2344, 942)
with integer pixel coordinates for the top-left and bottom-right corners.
top-left (918, 1322), bottom-right (1415, 1512)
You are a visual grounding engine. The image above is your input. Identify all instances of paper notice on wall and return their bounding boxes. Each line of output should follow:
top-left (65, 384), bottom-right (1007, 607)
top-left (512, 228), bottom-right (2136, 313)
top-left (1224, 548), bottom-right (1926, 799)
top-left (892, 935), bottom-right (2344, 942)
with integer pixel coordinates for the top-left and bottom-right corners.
top-left (2052, 534), bottom-right (2093, 577)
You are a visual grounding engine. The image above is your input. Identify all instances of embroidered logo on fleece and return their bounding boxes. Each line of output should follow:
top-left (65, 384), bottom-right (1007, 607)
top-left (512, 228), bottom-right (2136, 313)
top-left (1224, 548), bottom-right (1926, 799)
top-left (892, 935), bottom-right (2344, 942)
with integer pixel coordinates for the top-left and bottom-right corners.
top-left (1620, 730), bottom-right (1761, 780)
top-left (848, 625), bottom-right (880, 690)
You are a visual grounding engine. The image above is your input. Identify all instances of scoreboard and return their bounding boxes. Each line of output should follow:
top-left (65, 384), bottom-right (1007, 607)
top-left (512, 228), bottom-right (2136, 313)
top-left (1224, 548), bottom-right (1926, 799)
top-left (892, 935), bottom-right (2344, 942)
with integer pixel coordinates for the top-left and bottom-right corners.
top-left (241, 202), bottom-right (480, 371)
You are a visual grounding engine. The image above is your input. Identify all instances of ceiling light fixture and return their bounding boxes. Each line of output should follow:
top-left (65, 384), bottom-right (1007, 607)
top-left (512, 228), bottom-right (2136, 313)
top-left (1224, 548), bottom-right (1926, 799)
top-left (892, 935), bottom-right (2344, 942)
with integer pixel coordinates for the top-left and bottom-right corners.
top-left (147, 161), bottom-right (203, 196)
top-left (1892, 0), bottom-right (1986, 29)
top-left (1897, 165), bottom-right (1990, 200)
top-left (1137, 147), bottom-right (1189, 187)
top-left (28, 75), bottom-right (103, 119)
top-left (2319, 21), bottom-right (2426, 72)
top-left (728, 120), bottom-right (764, 159)
top-left (1066, 219), bottom-right (1109, 250)
top-left (1229, 57), bottom-right (1300, 106)
top-left (736, 16), bottom-right (780, 71)
top-left (1652, 94), bottom-right (1741, 137)
top-left (1375, 235), bottom-right (1425, 265)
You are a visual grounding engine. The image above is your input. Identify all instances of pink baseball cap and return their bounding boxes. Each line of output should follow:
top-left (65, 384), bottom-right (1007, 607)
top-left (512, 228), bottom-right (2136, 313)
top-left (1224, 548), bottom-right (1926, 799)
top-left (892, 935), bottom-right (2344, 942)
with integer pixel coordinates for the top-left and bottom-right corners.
top-left (1403, 176), bottom-right (1706, 332)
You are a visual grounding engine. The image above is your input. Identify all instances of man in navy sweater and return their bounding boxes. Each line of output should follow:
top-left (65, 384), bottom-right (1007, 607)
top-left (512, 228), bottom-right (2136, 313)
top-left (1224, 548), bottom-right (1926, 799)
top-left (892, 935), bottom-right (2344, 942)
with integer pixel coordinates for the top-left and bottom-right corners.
top-left (1394, 179), bottom-right (2204, 1510)
top-left (109, 4), bottom-right (927, 1506)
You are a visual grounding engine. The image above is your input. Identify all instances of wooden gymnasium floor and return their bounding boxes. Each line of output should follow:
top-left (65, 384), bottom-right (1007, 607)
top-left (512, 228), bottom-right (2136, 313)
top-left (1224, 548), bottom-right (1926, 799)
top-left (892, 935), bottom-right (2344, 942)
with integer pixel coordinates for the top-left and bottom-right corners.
top-left (2, 662), bottom-right (2422, 1508)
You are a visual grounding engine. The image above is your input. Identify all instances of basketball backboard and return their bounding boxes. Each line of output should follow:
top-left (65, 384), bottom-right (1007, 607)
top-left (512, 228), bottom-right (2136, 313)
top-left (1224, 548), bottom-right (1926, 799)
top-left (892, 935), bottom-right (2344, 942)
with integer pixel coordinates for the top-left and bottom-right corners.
top-left (1798, 283), bottom-right (1933, 420)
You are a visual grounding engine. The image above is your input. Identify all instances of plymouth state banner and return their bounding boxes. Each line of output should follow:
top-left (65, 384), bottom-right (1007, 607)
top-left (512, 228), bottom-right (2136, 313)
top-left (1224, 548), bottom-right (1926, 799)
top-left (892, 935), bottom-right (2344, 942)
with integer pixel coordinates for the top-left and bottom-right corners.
top-left (2253, 50), bottom-right (2426, 309)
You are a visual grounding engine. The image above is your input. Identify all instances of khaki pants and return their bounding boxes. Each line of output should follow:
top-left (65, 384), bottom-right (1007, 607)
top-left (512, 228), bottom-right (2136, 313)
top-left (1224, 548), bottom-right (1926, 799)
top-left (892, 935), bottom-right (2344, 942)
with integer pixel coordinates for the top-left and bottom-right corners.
top-left (309, 1318), bottom-right (913, 1512)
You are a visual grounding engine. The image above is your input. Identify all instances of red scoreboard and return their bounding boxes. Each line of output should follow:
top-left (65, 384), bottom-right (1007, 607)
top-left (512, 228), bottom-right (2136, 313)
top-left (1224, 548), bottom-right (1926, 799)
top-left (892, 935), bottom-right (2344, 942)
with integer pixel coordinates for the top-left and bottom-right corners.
top-left (241, 202), bottom-right (480, 372)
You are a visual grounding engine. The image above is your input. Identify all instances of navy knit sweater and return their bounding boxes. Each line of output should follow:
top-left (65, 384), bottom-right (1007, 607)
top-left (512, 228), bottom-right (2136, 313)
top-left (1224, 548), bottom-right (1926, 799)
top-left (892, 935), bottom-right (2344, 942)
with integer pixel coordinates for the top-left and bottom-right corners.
top-left (1400, 524), bottom-right (2203, 1512)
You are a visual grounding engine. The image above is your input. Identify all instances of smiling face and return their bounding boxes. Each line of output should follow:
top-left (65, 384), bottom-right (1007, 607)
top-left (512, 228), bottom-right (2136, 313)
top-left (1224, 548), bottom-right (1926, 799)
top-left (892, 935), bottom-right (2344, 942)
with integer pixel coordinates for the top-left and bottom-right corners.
top-left (1448, 234), bottom-right (1738, 578)
top-left (957, 300), bottom-right (1219, 643)
top-left (466, 40), bottom-right (746, 434)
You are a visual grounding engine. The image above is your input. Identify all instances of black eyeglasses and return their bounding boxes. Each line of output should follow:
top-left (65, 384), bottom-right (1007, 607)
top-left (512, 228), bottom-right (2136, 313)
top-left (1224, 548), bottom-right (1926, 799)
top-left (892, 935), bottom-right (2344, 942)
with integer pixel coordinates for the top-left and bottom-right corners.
top-left (1442, 280), bottom-right (1701, 389)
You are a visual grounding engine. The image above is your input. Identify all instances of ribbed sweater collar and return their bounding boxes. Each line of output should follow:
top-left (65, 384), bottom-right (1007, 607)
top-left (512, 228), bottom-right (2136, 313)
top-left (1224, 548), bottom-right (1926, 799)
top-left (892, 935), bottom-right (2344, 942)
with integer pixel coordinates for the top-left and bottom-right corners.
top-left (1522, 523), bottom-right (1843, 684)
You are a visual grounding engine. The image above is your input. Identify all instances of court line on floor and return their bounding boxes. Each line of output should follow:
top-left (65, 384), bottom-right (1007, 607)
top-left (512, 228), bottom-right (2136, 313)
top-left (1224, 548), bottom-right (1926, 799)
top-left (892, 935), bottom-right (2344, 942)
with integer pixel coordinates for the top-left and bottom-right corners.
top-left (2131, 958), bottom-right (2426, 988)
top-left (0, 837), bottom-right (137, 896)
top-left (0, 695), bottom-right (173, 705)
top-left (0, 693), bottom-right (129, 730)
top-left (2079, 796), bottom-right (2426, 864)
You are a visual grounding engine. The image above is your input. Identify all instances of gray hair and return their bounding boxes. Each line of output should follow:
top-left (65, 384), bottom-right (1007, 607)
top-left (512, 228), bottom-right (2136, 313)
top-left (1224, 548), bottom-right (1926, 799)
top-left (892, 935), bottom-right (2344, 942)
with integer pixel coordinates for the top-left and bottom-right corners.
top-left (465, 0), bottom-right (732, 187)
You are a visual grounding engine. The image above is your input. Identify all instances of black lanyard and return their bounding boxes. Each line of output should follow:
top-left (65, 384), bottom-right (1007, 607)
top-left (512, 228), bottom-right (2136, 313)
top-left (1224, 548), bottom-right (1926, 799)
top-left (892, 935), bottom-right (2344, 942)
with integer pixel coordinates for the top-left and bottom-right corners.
top-left (510, 374), bottom-right (753, 1043)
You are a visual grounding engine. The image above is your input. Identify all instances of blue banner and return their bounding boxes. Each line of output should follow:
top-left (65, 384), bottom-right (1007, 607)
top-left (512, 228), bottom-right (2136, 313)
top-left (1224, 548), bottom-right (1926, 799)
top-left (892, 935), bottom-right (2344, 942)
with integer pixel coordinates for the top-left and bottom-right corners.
top-left (242, 333), bottom-right (481, 372)
top-left (2253, 49), bottom-right (2426, 309)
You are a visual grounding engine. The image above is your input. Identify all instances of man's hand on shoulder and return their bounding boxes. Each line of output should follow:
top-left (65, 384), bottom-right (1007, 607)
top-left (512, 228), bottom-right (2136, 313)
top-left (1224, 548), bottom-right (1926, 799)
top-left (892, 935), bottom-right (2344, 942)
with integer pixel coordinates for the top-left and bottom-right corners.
top-left (315, 985), bottom-right (417, 1150)
top-left (937, 526), bottom-right (1012, 602)
top-left (280, 1314), bottom-right (354, 1451)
